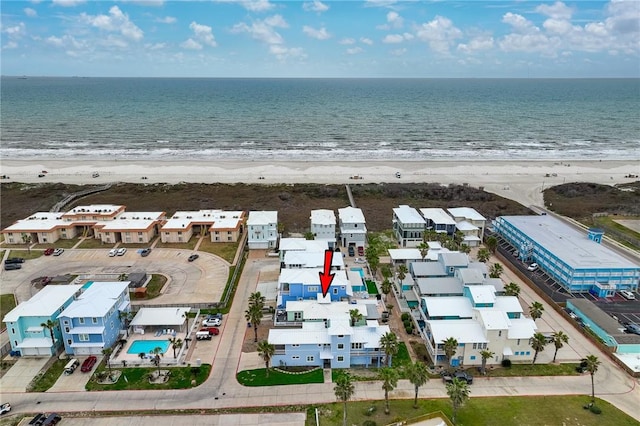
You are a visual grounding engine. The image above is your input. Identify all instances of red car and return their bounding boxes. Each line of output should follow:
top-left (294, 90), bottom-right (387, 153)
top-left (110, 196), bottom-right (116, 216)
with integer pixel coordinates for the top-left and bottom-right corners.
top-left (44, 248), bottom-right (54, 256)
top-left (357, 246), bottom-right (365, 257)
top-left (200, 327), bottom-right (220, 336)
top-left (80, 356), bottom-right (97, 372)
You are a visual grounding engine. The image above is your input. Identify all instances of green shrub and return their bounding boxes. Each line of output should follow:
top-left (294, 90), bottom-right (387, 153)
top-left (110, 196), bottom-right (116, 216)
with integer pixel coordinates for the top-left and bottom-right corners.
top-left (403, 320), bottom-right (411, 328)
top-left (502, 359), bottom-right (512, 368)
top-left (590, 405), bottom-right (602, 414)
top-left (363, 421), bottom-right (377, 426)
top-left (364, 405), bottom-right (377, 416)
top-left (401, 313), bottom-right (410, 321)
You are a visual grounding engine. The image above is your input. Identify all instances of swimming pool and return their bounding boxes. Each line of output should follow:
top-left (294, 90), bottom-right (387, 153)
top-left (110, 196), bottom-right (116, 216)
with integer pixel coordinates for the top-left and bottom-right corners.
top-left (127, 340), bottom-right (169, 355)
top-left (350, 267), bottom-right (365, 278)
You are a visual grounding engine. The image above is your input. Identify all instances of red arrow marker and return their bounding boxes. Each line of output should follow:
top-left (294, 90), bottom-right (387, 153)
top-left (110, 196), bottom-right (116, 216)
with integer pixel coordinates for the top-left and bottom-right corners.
top-left (319, 249), bottom-right (335, 298)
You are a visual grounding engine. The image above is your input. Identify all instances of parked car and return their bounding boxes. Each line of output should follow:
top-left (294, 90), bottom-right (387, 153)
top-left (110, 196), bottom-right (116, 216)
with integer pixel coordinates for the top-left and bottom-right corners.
top-left (5, 257), bottom-right (25, 264)
top-left (206, 313), bottom-right (223, 321)
top-left (200, 327), bottom-right (220, 336)
top-left (188, 254), bottom-right (199, 262)
top-left (52, 248), bottom-right (64, 256)
top-left (354, 257), bottom-right (366, 264)
top-left (625, 323), bottom-right (640, 336)
top-left (620, 290), bottom-right (636, 300)
top-left (347, 246), bottom-right (355, 257)
top-left (116, 248), bottom-right (127, 256)
top-left (140, 248), bottom-right (151, 257)
top-left (0, 403), bottom-right (11, 415)
top-left (42, 413), bottom-right (62, 426)
top-left (4, 263), bottom-right (21, 271)
top-left (513, 250), bottom-right (519, 257)
top-left (108, 249), bottom-right (118, 257)
top-left (442, 370), bottom-right (473, 384)
top-left (28, 413), bottom-right (45, 425)
top-left (81, 356), bottom-right (97, 372)
top-left (527, 263), bottom-right (539, 271)
top-left (357, 246), bottom-right (365, 257)
top-left (44, 248), bottom-right (54, 256)
top-left (196, 331), bottom-right (212, 340)
top-left (202, 318), bottom-right (221, 327)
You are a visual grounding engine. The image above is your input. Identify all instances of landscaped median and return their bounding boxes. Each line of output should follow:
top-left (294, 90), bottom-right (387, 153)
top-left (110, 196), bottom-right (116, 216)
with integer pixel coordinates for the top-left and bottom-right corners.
top-left (236, 367), bottom-right (324, 386)
top-left (85, 364), bottom-right (211, 391)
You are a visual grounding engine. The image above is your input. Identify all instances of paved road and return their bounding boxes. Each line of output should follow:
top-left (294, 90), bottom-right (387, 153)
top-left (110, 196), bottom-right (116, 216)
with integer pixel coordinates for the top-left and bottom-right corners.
top-left (3, 252), bottom-right (640, 422)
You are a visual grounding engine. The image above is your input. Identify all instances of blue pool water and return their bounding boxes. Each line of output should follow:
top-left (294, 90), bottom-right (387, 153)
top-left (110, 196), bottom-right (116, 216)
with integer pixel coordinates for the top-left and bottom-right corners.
top-left (350, 267), bottom-right (364, 278)
top-left (127, 340), bottom-right (169, 355)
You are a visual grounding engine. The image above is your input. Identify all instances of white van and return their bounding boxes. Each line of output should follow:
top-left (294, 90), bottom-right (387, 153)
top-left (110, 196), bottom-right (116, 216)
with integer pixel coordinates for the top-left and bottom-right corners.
top-left (63, 358), bottom-right (79, 375)
top-left (196, 331), bottom-right (212, 340)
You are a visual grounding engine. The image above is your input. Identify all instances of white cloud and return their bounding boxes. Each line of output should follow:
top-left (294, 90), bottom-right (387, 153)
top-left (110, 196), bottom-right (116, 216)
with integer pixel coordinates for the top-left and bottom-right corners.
top-left (3, 23), bottom-right (26, 38)
top-left (415, 16), bottom-right (462, 54)
top-left (535, 1), bottom-right (573, 20)
top-left (303, 25), bottom-right (330, 40)
top-left (52, 0), bottom-right (85, 6)
top-left (457, 35), bottom-right (494, 53)
top-left (189, 21), bottom-right (217, 47)
top-left (121, 0), bottom-right (164, 6)
top-left (3, 41), bottom-right (18, 49)
top-left (382, 32), bottom-right (413, 44)
top-left (387, 11), bottom-right (403, 28)
top-left (303, 1), bottom-right (329, 13)
top-left (145, 42), bottom-right (166, 50)
top-left (181, 38), bottom-right (202, 50)
top-left (605, 0), bottom-right (640, 36)
top-left (24, 8), bottom-right (37, 17)
top-left (80, 6), bottom-right (144, 41)
top-left (45, 34), bottom-right (86, 50)
top-left (346, 46), bottom-right (363, 55)
top-left (269, 44), bottom-right (306, 60)
top-left (364, 0), bottom-right (398, 8)
top-left (156, 16), bottom-right (176, 24)
top-left (231, 15), bottom-right (288, 45)
top-left (264, 15), bottom-right (287, 28)
top-left (240, 0), bottom-right (275, 12)
top-left (360, 37), bottom-right (373, 45)
top-left (502, 13), bottom-right (538, 34)
top-left (339, 38), bottom-right (355, 45)
top-left (390, 47), bottom-right (406, 56)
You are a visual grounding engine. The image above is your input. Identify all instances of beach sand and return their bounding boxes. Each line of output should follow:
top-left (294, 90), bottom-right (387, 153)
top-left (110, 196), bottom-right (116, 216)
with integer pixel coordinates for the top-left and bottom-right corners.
top-left (1, 159), bottom-right (637, 207)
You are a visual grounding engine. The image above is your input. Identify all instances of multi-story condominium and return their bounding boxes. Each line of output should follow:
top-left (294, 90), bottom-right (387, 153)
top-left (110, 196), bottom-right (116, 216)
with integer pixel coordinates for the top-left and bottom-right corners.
top-left (420, 208), bottom-right (457, 236)
top-left (278, 238), bottom-right (328, 264)
top-left (494, 215), bottom-right (640, 295)
top-left (392, 205), bottom-right (427, 248)
top-left (454, 220), bottom-right (481, 247)
top-left (310, 209), bottom-right (337, 249)
top-left (4, 285), bottom-right (83, 356)
top-left (247, 211), bottom-right (278, 249)
top-left (448, 207), bottom-right (487, 241)
top-left (160, 210), bottom-right (245, 243)
top-left (95, 211), bottom-right (165, 244)
top-left (277, 268), bottom-right (353, 307)
top-left (58, 281), bottom-right (131, 356)
top-left (269, 299), bottom-right (391, 368)
top-left (338, 206), bottom-right (367, 248)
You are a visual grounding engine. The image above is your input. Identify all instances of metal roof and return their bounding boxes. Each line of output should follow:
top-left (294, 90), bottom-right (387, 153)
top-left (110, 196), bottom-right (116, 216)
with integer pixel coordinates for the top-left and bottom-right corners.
top-left (393, 205), bottom-right (426, 225)
top-left (4, 285), bottom-right (83, 322)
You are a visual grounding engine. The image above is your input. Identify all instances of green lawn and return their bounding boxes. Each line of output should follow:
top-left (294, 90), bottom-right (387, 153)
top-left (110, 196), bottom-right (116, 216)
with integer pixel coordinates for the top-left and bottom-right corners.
top-left (486, 362), bottom-right (581, 377)
top-left (154, 239), bottom-right (199, 250)
top-left (135, 274), bottom-right (167, 299)
top-left (197, 240), bottom-right (239, 264)
top-left (307, 396), bottom-right (637, 426)
top-left (33, 238), bottom-right (80, 249)
top-left (77, 238), bottom-right (112, 249)
top-left (28, 359), bottom-right (66, 392)
top-left (85, 364), bottom-right (211, 391)
top-left (0, 293), bottom-right (17, 324)
top-left (237, 368), bottom-right (324, 386)
top-left (7, 249), bottom-right (43, 260)
top-left (366, 280), bottom-right (378, 295)
top-left (392, 342), bottom-right (411, 369)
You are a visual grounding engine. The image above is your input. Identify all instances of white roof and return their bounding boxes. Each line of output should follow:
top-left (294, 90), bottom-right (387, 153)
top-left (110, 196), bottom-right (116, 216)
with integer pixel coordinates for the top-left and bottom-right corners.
top-left (475, 309), bottom-right (510, 330)
top-left (338, 206), bottom-right (365, 224)
top-left (59, 282), bottom-right (129, 318)
top-left (493, 296), bottom-right (523, 314)
top-left (284, 251), bottom-right (344, 269)
top-left (352, 323), bottom-right (391, 348)
top-left (100, 213), bottom-right (164, 231)
top-left (439, 252), bottom-right (469, 267)
top-left (247, 211), bottom-right (277, 225)
top-left (456, 220), bottom-right (479, 231)
top-left (16, 338), bottom-right (53, 348)
top-left (423, 297), bottom-right (473, 318)
top-left (279, 268), bottom-right (350, 287)
top-left (388, 249), bottom-right (423, 261)
top-left (428, 319), bottom-right (488, 344)
top-left (416, 277), bottom-right (463, 295)
top-left (3, 212), bottom-right (66, 232)
top-left (67, 204), bottom-right (123, 214)
top-left (310, 209), bottom-right (336, 225)
top-left (269, 321), bottom-right (331, 345)
top-left (327, 318), bottom-right (353, 336)
top-left (507, 317), bottom-right (537, 339)
top-left (279, 238), bottom-right (328, 252)
top-left (448, 207), bottom-right (486, 222)
top-left (457, 268), bottom-right (485, 285)
top-left (412, 262), bottom-right (446, 277)
top-left (4, 285), bottom-right (83, 322)
top-left (162, 209), bottom-right (243, 231)
top-left (420, 208), bottom-right (456, 225)
top-left (130, 307), bottom-right (190, 326)
top-left (285, 300), bottom-right (369, 321)
top-left (393, 205), bottom-right (426, 225)
top-left (467, 285), bottom-right (497, 305)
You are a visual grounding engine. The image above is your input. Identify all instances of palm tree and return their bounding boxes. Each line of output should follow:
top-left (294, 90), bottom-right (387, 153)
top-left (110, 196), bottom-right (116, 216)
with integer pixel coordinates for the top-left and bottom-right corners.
top-left (417, 242), bottom-right (429, 259)
top-left (379, 367), bottom-right (399, 414)
top-left (397, 264), bottom-right (408, 283)
top-left (477, 248), bottom-right (491, 263)
top-left (446, 377), bottom-right (470, 425)
top-left (151, 346), bottom-right (164, 375)
top-left (379, 332), bottom-right (399, 367)
top-left (530, 332), bottom-right (548, 364)
top-left (182, 311), bottom-right (190, 334)
top-left (442, 337), bottom-right (458, 368)
top-left (102, 347), bottom-right (113, 375)
top-left (249, 291), bottom-right (266, 308)
top-left (380, 279), bottom-right (392, 299)
top-left (485, 236), bottom-right (498, 253)
top-left (257, 340), bottom-right (275, 377)
top-left (459, 244), bottom-right (471, 254)
top-left (365, 246), bottom-right (380, 276)
top-left (585, 354), bottom-right (601, 403)
top-left (489, 263), bottom-right (503, 278)
top-left (168, 337), bottom-right (183, 358)
top-left (22, 233), bottom-right (32, 253)
top-left (504, 282), bottom-right (521, 297)
top-left (119, 311), bottom-right (133, 338)
top-left (479, 349), bottom-right (495, 375)
top-left (529, 301), bottom-right (545, 321)
top-left (40, 319), bottom-right (58, 350)
top-left (349, 309), bottom-right (363, 327)
top-left (405, 361), bottom-right (429, 408)
top-left (551, 331), bottom-right (569, 363)
top-left (334, 371), bottom-right (355, 426)
top-left (245, 303), bottom-right (263, 343)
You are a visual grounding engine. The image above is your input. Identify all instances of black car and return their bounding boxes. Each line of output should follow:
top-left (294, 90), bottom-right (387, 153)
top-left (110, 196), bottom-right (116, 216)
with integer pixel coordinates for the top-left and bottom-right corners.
top-left (442, 370), bottom-right (473, 384)
top-left (5, 257), bottom-right (25, 264)
top-left (42, 413), bottom-right (62, 426)
top-left (4, 263), bottom-right (22, 271)
top-left (207, 313), bottom-right (223, 321)
top-left (188, 254), bottom-right (199, 262)
top-left (140, 248), bottom-right (151, 257)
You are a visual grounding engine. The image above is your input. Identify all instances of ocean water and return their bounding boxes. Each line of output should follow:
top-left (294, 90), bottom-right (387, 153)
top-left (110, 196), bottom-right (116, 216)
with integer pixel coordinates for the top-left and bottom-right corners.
top-left (1, 77), bottom-right (638, 161)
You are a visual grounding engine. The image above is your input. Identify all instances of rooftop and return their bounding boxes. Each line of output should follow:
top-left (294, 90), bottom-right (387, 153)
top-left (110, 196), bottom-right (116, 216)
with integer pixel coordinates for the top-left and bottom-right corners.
top-left (247, 210), bottom-right (278, 225)
top-left (420, 208), bottom-right (456, 225)
top-left (310, 209), bottom-right (336, 225)
top-left (279, 238), bottom-right (328, 252)
top-left (338, 206), bottom-right (365, 223)
top-left (388, 249), bottom-right (423, 261)
top-left (422, 297), bottom-right (473, 318)
top-left (59, 281), bottom-right (130, 318)
top-left (428, 319), bottom-right (488, 344)
top-left (393, 205), bottom-right (426, 225)
top-left (448, 207), bottom-right (486, 222)
top-left (4, 285), bottom-right (83, 322)
top-left (130, 307), bottom-right (190, 326)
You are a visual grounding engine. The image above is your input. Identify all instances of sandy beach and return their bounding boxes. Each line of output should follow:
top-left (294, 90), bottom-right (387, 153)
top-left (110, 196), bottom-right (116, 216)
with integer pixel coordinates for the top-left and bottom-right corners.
top-left (1, 159), bottom-right (638, 207)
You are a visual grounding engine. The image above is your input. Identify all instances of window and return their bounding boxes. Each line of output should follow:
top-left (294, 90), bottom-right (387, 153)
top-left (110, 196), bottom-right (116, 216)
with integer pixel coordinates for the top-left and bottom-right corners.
top-left (333, 288), bottom-right (338, 295)
top-left (92, 317), bottom-right (98, 324)
top-left (11, 328), bottom-right (15, 334)
top-left (63, 320), bottom-right (69, 325)
top-left (517, 339), bottom-right (521, 345)
top-left (351, 343), bottom-right (363, 349)
top-left (498, 331), bottom-right (502, 337)
top-left (470, 355), bottom-right (476, 360)
top-left (291, 344), bottom-right (300, 348)
top-left (110, 321), bottom-right (114, 329)
top-left (337, 356), bottom-right (344, 362)
top-left (472, 343), bottom-right (477, 349)
top-left (337, 344), bottom-right (344, 350)
top-left (526, 351), bottom-right (531, 355)
top-left (79, 334), bottom-right (89, 342)
top-left (306, 356), bottom-right (314, 362)
top-left (337, 335), bottom-right (344, 338)
top-left (308, 286), bottom-right (319, 293)
top-left (292, 356), bottom-right (300, 360)
top-left (64, 327), bottom-right (70, 333)
top-left (138, 232), bottom-right (142, 236)
top-left (79, 318), bottom-right (85, 324)
top-left (67, 339), bottom-right (72, 345)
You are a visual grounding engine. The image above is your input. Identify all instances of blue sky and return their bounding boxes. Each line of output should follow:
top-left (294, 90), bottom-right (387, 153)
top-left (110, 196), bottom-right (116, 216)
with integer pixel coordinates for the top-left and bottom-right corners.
top-left (1, 0), bottom-right (639, 77)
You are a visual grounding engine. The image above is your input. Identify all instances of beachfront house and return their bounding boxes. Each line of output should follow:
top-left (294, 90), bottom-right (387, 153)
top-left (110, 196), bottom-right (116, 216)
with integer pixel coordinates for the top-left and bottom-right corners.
top-left (310, 209), bottom-right (337, 249)
top-left (283, 250), bottom-right (344, 270)
top-left (448, 207), bottom-right (487, 241)
top-left (392, 205), bottom-right (427, 248)
top-left (494, 215), bottom-right (640, 295)
top-left (277, 268), bottom-right (353, 307)
top-left (420, 208), bottom-right (457, 236)
top-left (269, 299), bottom-right (390, 368)
top-left (95, 211), bottom-right (165, 244)
top-left (338, 206), bottom-right (367, 249)
top-left (58, 281), bottom-right (131, 356)
top-left (160, 209), bottom-right (245, 243)
top-left (278, 238), bottom-right (328, 264)
top-left (247, 211), bottom-right (278, 249)
top-left (4, 285), bottom-right (83, 356)
top-left (1, 212), bottom-right (72, 245)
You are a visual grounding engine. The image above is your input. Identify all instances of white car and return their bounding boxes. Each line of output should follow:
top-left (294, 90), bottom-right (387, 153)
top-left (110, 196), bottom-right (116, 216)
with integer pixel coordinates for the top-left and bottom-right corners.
top-left (53, 248), bottom-right (64, 256)
top-left (202, 318), bottom-right (221, 327)
top-left (108, 249), bottom-right (118, 257)
top-left (116, 248), bottom-right (127, 256)
top-left (620, 290), bottom-right (636, 300)
top-left (0, 403), bottom-right (11, 415)
top-left (527, 263), bottom-right (539, 271)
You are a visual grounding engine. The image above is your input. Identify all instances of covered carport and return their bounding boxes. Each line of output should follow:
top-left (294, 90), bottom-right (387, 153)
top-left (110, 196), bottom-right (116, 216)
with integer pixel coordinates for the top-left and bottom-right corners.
top-left (130, 307), bottom-right (191, 335)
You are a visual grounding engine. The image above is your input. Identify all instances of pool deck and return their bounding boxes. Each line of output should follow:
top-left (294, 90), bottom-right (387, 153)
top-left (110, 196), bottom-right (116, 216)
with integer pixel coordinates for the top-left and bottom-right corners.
top-left (113, 328), bottom-right (188, 366)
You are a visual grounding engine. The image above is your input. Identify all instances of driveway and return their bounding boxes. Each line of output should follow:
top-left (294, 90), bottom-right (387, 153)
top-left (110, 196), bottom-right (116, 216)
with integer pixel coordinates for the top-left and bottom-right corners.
top-left (0, 357), bottom-right (48, 392)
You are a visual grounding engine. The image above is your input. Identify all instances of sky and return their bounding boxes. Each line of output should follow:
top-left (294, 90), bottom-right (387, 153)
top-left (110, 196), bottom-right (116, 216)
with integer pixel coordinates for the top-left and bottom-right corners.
top-left (1, 0), bottom-right (639, 77)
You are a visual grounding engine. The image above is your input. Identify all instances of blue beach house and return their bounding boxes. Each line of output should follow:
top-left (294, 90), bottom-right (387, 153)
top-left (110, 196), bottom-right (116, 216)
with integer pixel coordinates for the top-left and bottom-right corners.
top-left (277, 268), bottom-right (353, 308)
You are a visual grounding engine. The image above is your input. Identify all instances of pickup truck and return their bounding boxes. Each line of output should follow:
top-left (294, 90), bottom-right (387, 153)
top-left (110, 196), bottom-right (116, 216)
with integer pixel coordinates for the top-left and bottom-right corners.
top-left (441, 370), bottom-right (473, 384)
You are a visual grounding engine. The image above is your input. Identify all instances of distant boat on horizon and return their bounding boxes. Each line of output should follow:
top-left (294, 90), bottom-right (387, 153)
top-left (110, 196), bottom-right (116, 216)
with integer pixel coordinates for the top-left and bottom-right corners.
top-left (17, 75), bottom-right (27, 79)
